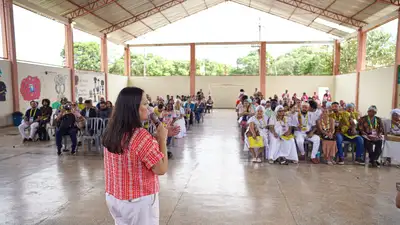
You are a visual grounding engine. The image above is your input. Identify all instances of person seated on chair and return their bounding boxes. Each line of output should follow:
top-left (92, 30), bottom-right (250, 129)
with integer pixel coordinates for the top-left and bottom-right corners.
top-left (38, 99), bottom-right (52, 141)
top-left (206, 96), bottom-right (213, 113)
top-left (317, 108), bottom-right (337, 165)
top-left (359, 105), bottom-right (384, 168)
top-left (332, 102), bottom-right (365, 165)
top-left (268, 105), bottom-right (298, 165)
top-left (77, 97), bottom-right (85, 110)
top-left (19, 100), bottom-right (42, 142)
top-left (96, 97), bottom-right (106, 109)
top-left (153, 103), bottom-right (164, 119)
top-left (55, 102), bottom-right (78, 156)
top-left (383, 108), bottom-right (400, 165)
top-left (294, 102), bottom-right (321, 164)
top-left (81, 100), bottom-right (97, 118)
top-left (98, 101), bottom-right (112, 119)
top-left (244, 105), bottom-right (269, 163)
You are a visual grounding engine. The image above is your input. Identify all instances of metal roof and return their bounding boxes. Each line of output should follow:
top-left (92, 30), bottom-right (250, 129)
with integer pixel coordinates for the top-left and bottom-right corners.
top-left (15, 0), bottom-right (400, 44)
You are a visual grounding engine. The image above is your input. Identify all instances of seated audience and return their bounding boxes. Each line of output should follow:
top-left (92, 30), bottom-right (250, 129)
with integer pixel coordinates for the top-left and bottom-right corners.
top-left (81, 100), bottom-right (97, 118)
top-left (98, 101), bottom-right (112, 119)
top-left (359, 105), bottom-right (384, 167)
top-left (383, 108), bottom-right (400, 165)
top-left (174, 100), bottom-right (186, 138)
top-left (317, 109), bottom-right (337, 165)
top-left (38, 99), bottom-right (53, 141)
top-left (55, 102), bottom-right (78, 155)
top-left (19, 100), bottom-right (42, 142)
top-left (294, 102), bottom-right (320, 163)
top-left (206, 96), bottom-right (214, 113)
top-left (77, 97), bottom-right (85, 110)
top-left (268, 105), bottom-right (298, 165)
top-left (96, 97), bottom-right (105, 109)
top-left (244, 105), bottom-right (269, 163)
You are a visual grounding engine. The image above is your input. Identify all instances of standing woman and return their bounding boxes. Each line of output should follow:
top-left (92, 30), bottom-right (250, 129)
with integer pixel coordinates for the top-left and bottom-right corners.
top-left (103, 87), bottom-right (168, 225)
top-left (173, 99), bottom-right (186, 138)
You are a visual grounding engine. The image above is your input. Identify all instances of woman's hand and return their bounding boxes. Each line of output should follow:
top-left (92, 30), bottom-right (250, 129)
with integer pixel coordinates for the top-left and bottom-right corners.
top-left (156, 123), bottom-right (168, 144)
top-left (167, 126), bottom-right (180, 137)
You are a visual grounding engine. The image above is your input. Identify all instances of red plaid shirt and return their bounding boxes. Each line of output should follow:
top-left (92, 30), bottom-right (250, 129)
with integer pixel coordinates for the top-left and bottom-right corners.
top-left (104, 128), bottom-right (164, 200)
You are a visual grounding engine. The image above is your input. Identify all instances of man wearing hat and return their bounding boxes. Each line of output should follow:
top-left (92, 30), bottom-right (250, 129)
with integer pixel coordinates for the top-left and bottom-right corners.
top-left (358, 105), bottom-right (384, 167)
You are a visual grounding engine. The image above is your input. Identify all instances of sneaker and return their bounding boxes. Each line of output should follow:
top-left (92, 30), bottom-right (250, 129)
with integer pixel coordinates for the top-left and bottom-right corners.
top-left (268, 159), bottom-right (274, 164)
top-left (167, 151), bottom-right (173, 159)
top-left (77, 142), bottom-right (82, 146)
top-left (71, 151), bottom-right (76, 155)
top-left (28, 138), bottom-right (33, 142)
top-left (23, 138), bottom-right (28, 143)
top-left (252, 157), bottom-right (257, 163)
top-left (257, 158), bottom-right (262, 163)
top-left (355, 158), bottom-right (365, 165)
top-left (338, 158), bottom-right (345, 165)
top-left (327, 160), bottom-right (333, 165)
top-left (57, 151), bottom-right (62, 156)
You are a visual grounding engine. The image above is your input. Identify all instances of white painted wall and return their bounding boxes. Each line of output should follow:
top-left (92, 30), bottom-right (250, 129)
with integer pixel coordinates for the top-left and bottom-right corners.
top-left (128, 76), bottom-right (190, 100)
top-left (265, 76), bottom-right (335, 100)
top-left (75, 70), bottom-right (105, 104)
top-left (17, 62), bottom-right (71, 113)
top-left (0, 60), bottom-right (13, 127)
top-left (359, 66), bottom-right (394, 117)
top-left (334, 73), bottom-right (357, 104)
top-left (108, 74), bottom-right (128, 103)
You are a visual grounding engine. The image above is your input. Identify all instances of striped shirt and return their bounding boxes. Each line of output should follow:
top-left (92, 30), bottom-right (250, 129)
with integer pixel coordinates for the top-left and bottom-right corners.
top-left (104, 128), bottom-right (164, 200)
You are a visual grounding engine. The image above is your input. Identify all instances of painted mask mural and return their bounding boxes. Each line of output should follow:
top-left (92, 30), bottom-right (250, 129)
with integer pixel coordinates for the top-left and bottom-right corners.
top-left (0, 81), bottom-right (6, 101)
top-left (20, 76), bottom-right (41, 101)
top-left (54, 74), bottom-right (66, 100)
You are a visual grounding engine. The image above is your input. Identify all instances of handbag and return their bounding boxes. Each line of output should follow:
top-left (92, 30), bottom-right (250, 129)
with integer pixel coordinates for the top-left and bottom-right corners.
top-left (248, 136), bottom-right (264, 148)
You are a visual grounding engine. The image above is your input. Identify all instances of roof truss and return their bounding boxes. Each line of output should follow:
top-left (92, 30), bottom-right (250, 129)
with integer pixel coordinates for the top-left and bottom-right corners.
top-left (63, 0), bottom-right (118, 19)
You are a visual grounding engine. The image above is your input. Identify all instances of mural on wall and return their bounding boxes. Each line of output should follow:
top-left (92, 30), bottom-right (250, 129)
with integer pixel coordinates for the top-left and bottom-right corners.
top-left (53, 73), bottom-right (67, 100)
top-left (75, 71), bottom-right (105, 102)
top-left (0, 81), bottom-right (6, 101)
top-left (20, 76), bottom-right (41, 101)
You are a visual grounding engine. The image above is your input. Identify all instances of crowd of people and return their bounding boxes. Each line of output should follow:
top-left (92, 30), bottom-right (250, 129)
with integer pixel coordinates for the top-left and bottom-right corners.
top-left (17, 89), bottom-right (214, 158)
top-left (237, 88), bottom-right (400, 167)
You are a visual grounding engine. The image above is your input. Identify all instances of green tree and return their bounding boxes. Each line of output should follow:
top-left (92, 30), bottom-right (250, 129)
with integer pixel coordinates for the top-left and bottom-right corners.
top-left (340, 29), bottom-right (396, 73)
top-left (60, 42), bottom-right (101, 71)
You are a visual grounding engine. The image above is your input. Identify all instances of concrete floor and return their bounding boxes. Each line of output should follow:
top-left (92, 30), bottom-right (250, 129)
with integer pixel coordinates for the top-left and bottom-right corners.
top-left (0, 109), bottom-right (399, 225)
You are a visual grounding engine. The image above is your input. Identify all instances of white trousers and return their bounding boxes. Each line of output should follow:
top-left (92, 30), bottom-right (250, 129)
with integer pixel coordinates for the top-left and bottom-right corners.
top-left (106, 193), bottom-right (159, 225)
top-left (18, 121), bottom-right (39, 139)
top-left (268, 134), bottom-right (298, 161)
top-left (294, 131), bottom-right (320, 158)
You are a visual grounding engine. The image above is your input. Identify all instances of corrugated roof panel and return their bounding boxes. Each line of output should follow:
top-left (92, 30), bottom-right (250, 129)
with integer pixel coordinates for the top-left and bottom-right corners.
top-left (182, 0), bottom-right (204, 8)
top-left (290, 17), bottom-right (312, 26)
top-left (75, 14), bottom-right (111, 31)
top-left (231, 0), bottom-right (250, 6)
top-left (270, 6), bottom-right (293, 19)
top-left (162, 3), bottom-right (187, 20)
top-left (330, 29), bottom-right (348, 37)
top-left (124, 22), bottom-right (152, 36)
top-left (28, 0), bottom-right (66, 9)
top-left (185, 4), bottom-right (207, 14)
top-left (272, 0), bottom-right (297, 11)
top-left (109, 29), bottom-right (132, 43)
top-left (329, 0), bottom-right (372, 17)
top-left (310, 21), bottom-right (335, 32)
top-left (117, 0), bottom-right (152, 15)
top-left (141, 12), bottom-right (169, 30)
top-left (291, 8), bottom-right (317, 20)
top-left (249, 1), bottom-right (272, 12)
top-left (95, 3), bottom-right (132, 24)
top-left (46, 1), bottom-right (77, 15)
top-left (205, 0), bottom-right (225, 6)
top-left (302, 0), bottom-right (336, 8)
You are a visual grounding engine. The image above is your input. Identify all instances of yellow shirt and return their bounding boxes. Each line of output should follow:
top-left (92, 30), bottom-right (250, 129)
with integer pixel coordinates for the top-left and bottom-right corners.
top-left (78, 103), bottom-right (85, 111)
top-left (154, 108), bottom-right (161, 117)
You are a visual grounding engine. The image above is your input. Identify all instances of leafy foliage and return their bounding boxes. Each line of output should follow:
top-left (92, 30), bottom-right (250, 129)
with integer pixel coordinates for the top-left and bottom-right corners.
top-left (61, 29), bottom-right (396, 76)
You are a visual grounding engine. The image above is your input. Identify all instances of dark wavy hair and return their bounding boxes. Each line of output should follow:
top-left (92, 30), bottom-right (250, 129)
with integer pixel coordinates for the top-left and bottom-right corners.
top-left (42, 99), bottom-right (50, 106)
top-left (102, 87), bottom-right (144, 154)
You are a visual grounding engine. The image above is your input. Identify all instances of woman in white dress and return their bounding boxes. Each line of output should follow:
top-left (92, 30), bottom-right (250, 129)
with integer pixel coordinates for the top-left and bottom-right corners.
top-left (244, 105), bottom-right (269, 163)
top-left (383, 108), bottom-right (400, 165)
top-left (268, 105), bottom-right (299, 165)
top-left (173, 100), bottom-right (186, 139)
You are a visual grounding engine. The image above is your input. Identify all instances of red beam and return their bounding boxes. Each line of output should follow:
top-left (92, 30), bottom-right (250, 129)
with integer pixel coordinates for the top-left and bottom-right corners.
top-left (63, 0), bottom-right (118, 19)
top-left (276, 0), bottom-right (367, 28)
top-left (378, 0), bottom-right (400, 6)
top-left (101, 0), bottom-right (185, 34)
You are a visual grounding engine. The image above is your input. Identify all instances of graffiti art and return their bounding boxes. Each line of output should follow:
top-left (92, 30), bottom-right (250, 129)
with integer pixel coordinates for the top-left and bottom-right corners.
top-left (0, 81), bottom-right (6, 101)
top-left (20, 76), bottom-right (41, 101)
top-left (54, 74), bottom-right (66, 100)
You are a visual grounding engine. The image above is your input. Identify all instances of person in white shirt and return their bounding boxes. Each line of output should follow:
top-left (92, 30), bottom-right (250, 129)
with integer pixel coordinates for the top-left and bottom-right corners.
top-left (294, 102), bottom-right (321, 164)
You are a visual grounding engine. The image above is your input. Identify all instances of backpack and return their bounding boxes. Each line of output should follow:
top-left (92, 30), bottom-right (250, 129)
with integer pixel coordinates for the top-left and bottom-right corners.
top-left (58, 113), bottom-right (76, 131)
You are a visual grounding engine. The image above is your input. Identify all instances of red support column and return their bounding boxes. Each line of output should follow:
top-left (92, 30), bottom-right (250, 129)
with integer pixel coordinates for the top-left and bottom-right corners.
top-left (1, 0), bottom-right (19, 111)
top-left (333, 40), bottom-right (341, 75)
top-left (124, 45), bottom-right (131, 76)
top-left (392, 10), bottom-right (400, 109)
top-left (355, 29), bottom-right (366, 110)
top-left (101, 34), bottom-right (108, 100)
top-left (190, 43), bottom-right (196, 96)
top-left (65, 22), bottom-right (76, 102)
top-left (259, 42), bottom-right (266, 97)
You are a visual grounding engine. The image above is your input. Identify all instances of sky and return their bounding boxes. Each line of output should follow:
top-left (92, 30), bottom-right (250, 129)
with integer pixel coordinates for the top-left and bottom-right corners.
top-left (4, 2), bottom-right (399, 66)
